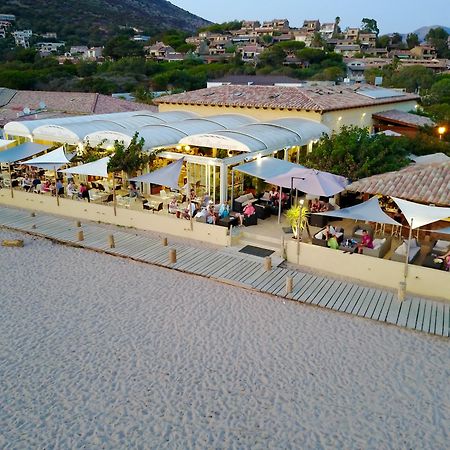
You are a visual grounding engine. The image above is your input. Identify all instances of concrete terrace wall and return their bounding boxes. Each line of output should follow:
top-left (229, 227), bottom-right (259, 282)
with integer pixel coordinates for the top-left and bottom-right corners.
top-left (0, 191), bottom-right (229, 247)
top-left (285, 240), bottom-right (449, 302)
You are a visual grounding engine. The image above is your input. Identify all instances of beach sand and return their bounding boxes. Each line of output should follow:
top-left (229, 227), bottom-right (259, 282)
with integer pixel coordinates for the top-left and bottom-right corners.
top-left (0, 230), bottom-right (449, 449)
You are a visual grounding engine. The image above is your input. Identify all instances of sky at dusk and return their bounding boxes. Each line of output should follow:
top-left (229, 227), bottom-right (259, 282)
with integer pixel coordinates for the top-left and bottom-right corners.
top-left (170, 0), bottom-right (450, 34)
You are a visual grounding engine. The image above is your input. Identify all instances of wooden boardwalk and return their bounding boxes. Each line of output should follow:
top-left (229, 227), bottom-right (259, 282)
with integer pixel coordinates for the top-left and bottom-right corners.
top-left (0, 205), bottom-right (448, 338)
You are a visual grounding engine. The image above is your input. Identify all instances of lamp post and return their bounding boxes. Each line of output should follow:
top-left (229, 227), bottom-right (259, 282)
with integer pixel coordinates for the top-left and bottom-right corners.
top-left (290, 176), bottom-right (306, 207)
top-left (438, 126), bottom-right (446, 141)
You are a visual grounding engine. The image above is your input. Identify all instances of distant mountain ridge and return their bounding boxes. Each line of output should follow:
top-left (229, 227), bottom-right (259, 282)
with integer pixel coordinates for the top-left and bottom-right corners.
top-left (1, 0), bottom-right (210, 43)
top-left (412, 25), bottom-right (450, 41)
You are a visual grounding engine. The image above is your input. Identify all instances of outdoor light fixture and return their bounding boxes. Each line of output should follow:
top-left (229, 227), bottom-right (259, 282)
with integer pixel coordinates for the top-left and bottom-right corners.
top-left (184, 145), bottom-right (191, 151)
top-left (176, 145), bottom-right (182, 150)
top-left (438, 126), bottom-right (446, 140)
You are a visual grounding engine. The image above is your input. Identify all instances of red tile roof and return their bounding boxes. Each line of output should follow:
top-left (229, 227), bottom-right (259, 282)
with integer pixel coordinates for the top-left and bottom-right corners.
top-left (155, 84), bottom-right (419, 113)
top-left (373, 109), bottom-right (435, 128)
top-left (0, 89), bottom-right (156, 127)
top-left (347, 162), bottom-right (450, 206)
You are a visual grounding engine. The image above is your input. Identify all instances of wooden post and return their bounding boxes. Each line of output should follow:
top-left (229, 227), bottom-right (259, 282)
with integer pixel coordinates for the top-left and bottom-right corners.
top-left (162, 237), bottom-right (168, 246)
top-left (8, 163), bottom-right (13, 199)
top-left (77, 230), bottom-right (84, 241)
top-left (264, 256), bottom-right (272, 271)
top-left (75, 220), bottom-right (81, 227)
top-left (286, 276), bottom-right (293, 295)
top-left (403, 218), bottom-right (414, 284)
top-left (169, 248), bottom-right (177, 264)
top-left (108, 234), bottom-right (115, 248)
top-left (398, 281), bottom-right (406, 302)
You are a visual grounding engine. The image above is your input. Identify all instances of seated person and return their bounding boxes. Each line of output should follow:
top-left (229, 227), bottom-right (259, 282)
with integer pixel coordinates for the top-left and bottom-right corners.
top-left (355, 229), bottom-right (374, 254)
top-left (243, 202), bottom-right (256, 217)
top-left (206, 204), bottom-right (216, 225)
top-left (21, 176), bottom-right (32, 191)
top-left (32, 177), bottom-right (42, 190)
top-left (201, 194), bottom-right (211, 207)
top-left (323, 224), bottom-right (336, 240)
top-left (168, 197), bottom-right (178, 214)
top-left (56, 179), bottom-right (64, 196)
top-left (327, 235), bottom-right (340, 250)
top-left (78, 183), bottom-right (90, 202)
top-left (42, 180), bottom-right (51, 192)
top-left (311, 198), bottom-right (321, 212)
top-left (443, 249), bottom-right (450, 271)
top-left (319, 200), bottom-right (330, 212)
top-left (50, 182), bottom-right (56, 196)
top-left (219, 201), bottom-right (230, 219)
top-left (268, 187), bottom-right (277, 204)
top-left (67, 181), bottom-right (77, 198)
top-left (128, 182), bottom-right (140, 198)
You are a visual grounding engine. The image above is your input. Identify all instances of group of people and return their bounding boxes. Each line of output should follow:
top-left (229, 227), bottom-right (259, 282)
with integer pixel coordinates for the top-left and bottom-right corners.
top-left (323, 224), bottom-right (374, 254)
top-left (311, 198), bottom-right (331, 213)
top-left (268, 187), bottom-right (287, 206)
top-left (167, 194), bottom-right (256, 227)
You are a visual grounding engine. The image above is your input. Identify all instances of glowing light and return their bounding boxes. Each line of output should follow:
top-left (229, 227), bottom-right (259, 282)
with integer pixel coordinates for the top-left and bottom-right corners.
top-left (176, 145), bottom-right (182, 150)
top-left (184, 145), bottom-right (191, 151)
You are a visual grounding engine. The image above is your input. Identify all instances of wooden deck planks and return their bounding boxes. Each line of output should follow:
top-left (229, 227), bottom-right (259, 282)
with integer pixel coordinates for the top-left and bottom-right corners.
top-left (0, 205), bottom-right (448, 338)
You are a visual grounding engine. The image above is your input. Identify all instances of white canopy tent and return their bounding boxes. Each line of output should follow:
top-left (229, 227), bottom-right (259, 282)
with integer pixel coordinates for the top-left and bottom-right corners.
top-left (314, 196), bottom-right (401, 225)
top-left (392, 197), bottom-right (450, 229)
top-left (60, 156), bottom-right (111, 178)
top-left (130, 157), bottom-right (185, 191)
top-left (21, 146), bottom-right (74, 170)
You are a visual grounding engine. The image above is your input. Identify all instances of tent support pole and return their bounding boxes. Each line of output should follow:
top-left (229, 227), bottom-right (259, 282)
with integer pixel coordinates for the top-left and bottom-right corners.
top-left (404, 218), bottom-right (413, 282)
top-left (231, 170), bottom-right (234, 210)
top-left (54, 166), bottom-right (59, 207)
top-left (112, 176), bottom-right (117, 216)
top-left (8, 163), bottom-right (13, 199)
top-left (278, 184), bottom-right (282, 224)
top-left (296, 202), bottom-right (304, 263)
top-left (187, 162), bottom-right (192, 231)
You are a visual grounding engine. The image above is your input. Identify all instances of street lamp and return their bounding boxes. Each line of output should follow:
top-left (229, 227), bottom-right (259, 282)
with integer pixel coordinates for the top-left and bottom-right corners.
top-left (438, 126), bottom-right (446, 140)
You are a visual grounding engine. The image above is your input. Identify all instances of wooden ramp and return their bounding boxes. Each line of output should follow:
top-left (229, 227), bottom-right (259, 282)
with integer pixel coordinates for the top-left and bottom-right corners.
top-left (0, 205), bottom-right (448, 338)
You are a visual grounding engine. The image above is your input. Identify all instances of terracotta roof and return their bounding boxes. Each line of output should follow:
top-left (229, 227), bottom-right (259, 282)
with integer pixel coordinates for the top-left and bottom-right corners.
top-left (347, 162), bottom-right (450, 206)
top-left (373, 109), bottom-right (435, 128)
top-left (154, 84), bottom-right (419, 113)
top-left (0, 89), bottom-right (156, 127)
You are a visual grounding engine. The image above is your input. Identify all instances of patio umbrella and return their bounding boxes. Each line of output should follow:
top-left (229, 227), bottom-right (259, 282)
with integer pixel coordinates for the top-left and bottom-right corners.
top-left (266, 168), bottom-right (348, 198)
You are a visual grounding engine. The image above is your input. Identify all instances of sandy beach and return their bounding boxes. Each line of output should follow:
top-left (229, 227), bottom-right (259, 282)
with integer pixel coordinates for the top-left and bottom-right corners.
top-left (0, 229), bottom-right (449, 449)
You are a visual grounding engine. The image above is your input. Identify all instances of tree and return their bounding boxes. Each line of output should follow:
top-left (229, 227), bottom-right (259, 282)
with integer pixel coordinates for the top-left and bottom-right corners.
top-left (376, 34), bottom-right (390, 48)
top-left (390, 65), bottom-right (435, 93)
top-left (107, 132), bottom-right (151, 176)
top-left (361, 18), bottom-right (379, 36)
top-left (103, 35), bottom-right (144, 60)
top-left (391, 33), bottom-right (403, 45)
top-left (333, 16), bottom-right (341, 37)
top-left (425, 27), bottom-right (450, 58)
top-left (428, 78), bottom-right (450, 105)
top-left (406, 33), bottom-right (419, 49)
top-left (299, 126), bottom-right (410, 180)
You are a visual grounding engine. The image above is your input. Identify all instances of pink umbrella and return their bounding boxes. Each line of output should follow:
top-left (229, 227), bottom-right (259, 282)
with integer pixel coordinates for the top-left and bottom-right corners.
top-left (266, 167), bottom-right (348, 197)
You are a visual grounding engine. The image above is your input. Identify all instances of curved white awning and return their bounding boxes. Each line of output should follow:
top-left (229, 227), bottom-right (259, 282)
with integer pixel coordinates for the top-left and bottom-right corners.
top-left (180, 118), bottom-right (330, 152)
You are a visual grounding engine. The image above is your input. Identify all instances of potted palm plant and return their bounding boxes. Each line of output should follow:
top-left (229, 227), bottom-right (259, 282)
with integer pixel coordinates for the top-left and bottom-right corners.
top-left (285, 204), bottom-right (309, 239)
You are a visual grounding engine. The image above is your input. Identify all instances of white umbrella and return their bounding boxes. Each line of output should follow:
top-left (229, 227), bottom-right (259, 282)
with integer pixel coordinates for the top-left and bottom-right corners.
top-left (266, 167), bottom-right (348, 197)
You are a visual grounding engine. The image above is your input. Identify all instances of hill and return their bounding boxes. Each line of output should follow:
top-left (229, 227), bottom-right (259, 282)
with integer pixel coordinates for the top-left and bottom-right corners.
top-left (0, 0), bottom-right (210, 44)
top-left (412, 25), bottom-right (450, 41)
